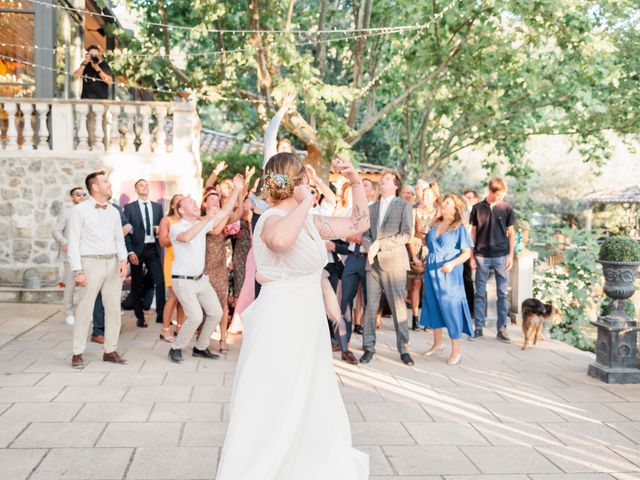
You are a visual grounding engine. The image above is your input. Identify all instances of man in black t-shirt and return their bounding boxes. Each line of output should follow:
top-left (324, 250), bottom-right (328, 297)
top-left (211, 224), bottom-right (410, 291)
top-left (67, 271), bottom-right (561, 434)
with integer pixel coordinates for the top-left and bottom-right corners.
top-left (469, 178), bottom-right (516, 343)
top-left (73, 45), bottom-right (113, 99)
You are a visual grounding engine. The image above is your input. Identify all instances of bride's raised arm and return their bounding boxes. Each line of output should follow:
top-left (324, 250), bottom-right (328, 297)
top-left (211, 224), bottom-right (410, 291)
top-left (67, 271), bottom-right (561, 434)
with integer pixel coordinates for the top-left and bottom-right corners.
top-left (313, 158), bottom-right (370, 240)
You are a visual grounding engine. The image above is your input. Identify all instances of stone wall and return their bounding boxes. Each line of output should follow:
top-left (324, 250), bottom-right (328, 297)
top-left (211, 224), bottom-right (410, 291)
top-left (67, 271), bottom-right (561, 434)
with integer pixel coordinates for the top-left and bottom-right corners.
top-left (0, 155), bottom-right (101, 285)
top-left (0, 150), bottom-right (201, 286)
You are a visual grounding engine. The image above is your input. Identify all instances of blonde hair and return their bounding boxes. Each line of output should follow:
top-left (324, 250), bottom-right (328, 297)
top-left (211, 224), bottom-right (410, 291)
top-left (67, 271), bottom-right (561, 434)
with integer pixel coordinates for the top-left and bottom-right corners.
top-left (261, 152), bottom-right (307, 204)
top-left (433, 194), bottom-right (465, 231)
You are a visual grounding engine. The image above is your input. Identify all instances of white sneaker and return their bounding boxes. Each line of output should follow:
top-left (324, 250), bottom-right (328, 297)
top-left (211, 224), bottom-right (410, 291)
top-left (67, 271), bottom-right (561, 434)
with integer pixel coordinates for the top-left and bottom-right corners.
top-left (65, 315), bottom-right (75, 326)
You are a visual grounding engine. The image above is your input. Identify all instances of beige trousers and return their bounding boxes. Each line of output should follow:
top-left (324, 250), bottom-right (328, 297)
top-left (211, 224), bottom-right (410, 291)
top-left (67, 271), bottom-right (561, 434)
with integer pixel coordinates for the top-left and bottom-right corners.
top-left (73, 257), bottom-right (122, 355)
top-left (63, 261), bottom-right (76, 317)
top-left (172, 275), bottom-right (223, 351)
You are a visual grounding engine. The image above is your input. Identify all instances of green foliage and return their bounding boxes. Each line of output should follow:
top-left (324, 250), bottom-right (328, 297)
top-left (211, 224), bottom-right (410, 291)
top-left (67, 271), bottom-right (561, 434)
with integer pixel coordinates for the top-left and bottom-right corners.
top-left (532, 228), bottom-right (602, 352)
top-left (201, 147), bottom-right (262, 182)
top-left (110, 0), bottom-right (640, 180)
top-left (600, 297), bottom-right (636, 318)
top-left (598, 236), bottom-right (640, 262)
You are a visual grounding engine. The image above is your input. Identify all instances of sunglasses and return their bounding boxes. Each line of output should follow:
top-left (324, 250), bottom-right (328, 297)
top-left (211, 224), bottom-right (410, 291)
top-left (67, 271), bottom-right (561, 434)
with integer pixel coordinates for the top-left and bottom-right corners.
top-left (73, 192), bottom-right (87, 197)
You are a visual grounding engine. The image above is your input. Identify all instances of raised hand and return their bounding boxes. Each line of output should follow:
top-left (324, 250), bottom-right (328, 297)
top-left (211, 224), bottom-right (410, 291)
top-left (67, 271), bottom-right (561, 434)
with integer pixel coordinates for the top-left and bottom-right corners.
top-left (245, 165), bottom-right (256, 183)
top-left (293, 185), bottom-right (314, 204)
top-left (214, 161), bottom-right (228, 175)
top-left (332, 156), bottom-right (359, 183)
top-left (232, 174), bottom-right (245, 190)
top-left (304, 163), bottom-right (319, 183)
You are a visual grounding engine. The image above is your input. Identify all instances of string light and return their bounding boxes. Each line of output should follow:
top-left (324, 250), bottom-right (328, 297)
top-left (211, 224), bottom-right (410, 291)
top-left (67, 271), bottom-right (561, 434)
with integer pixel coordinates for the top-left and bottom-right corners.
top-left (25, 0), bottom-right (446, 37)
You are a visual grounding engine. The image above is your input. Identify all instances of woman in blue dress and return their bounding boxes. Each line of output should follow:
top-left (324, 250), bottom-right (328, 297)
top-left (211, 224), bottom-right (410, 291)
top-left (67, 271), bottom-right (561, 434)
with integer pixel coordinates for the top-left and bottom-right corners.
top-left (419, 194), bottom-right (474, 365)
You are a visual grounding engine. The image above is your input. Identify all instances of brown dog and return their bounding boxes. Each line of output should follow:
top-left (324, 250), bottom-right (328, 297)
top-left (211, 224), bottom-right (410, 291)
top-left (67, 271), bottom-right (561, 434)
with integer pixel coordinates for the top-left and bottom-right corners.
top-left (521, 298), bottom-right (562, 351)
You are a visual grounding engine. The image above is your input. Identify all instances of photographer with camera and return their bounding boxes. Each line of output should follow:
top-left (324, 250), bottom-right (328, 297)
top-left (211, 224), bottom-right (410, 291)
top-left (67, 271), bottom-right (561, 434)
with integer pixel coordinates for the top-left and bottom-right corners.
top-left (73, 45), bottom-right (113, 99)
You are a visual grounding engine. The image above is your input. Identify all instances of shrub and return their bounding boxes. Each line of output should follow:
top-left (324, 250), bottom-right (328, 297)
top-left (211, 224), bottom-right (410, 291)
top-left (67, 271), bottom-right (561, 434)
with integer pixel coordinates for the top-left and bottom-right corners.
top-left (600, 297), bottom-right (636, 318)
top-left (598, 236), bottom-right (640, 262)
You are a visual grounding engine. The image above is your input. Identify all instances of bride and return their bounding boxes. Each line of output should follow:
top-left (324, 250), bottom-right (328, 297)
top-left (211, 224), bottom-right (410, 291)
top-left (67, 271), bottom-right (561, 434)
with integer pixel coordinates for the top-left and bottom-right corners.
top-left (216, 152), bottom-right (370, 479)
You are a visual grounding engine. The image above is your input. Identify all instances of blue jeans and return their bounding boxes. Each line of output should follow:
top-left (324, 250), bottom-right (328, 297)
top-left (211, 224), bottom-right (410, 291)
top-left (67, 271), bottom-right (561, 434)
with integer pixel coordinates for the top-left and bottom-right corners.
top-left (474, 255), bottom-right (509, 332)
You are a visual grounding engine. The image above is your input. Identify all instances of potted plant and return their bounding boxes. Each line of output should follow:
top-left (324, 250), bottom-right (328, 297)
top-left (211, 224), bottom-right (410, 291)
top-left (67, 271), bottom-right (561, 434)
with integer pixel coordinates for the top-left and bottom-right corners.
top-left (597, 236), bottom-right (640, 316)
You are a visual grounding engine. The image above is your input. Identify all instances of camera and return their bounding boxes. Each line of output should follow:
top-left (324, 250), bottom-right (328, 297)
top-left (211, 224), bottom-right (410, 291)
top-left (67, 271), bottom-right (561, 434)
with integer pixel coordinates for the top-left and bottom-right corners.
top-left (90, 55), bottom-right (100, 64)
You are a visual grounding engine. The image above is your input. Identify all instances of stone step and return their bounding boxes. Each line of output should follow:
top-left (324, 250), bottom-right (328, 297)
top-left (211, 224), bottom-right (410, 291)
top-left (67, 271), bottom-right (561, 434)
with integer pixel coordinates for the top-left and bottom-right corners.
top-left (0, 286), bottom-right (64, 304)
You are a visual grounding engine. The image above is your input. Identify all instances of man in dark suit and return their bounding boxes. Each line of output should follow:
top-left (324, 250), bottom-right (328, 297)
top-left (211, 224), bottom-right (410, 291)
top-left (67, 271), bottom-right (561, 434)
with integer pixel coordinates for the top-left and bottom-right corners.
top-left (123, 179), bottom-right (165, 327)
top-left (360, 171), bottom-right (414, 366)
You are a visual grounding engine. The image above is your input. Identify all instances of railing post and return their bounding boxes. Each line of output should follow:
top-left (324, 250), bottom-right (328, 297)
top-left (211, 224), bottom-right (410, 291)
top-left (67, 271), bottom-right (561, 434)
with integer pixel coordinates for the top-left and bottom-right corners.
top-left (92, 104), bottom-right (105, 152)
top-left (138, 105), bottom-right (151, 153)
top-left (75, 103), bottom-right (90, 151)
top-left (21, 104), bottom-right (34, 151)
top-left (171, 100), bottom-right (195, 153)
top-left (108, 104), bottom-right (121, 152)
top-left (49, 102), bottom-right (72, 152)
top-left (5, 102), bottom-right (19, 151)
top-left (154, 105), bottom-right (167, 153)
top-left (123, 104), bottom-right (136, 152)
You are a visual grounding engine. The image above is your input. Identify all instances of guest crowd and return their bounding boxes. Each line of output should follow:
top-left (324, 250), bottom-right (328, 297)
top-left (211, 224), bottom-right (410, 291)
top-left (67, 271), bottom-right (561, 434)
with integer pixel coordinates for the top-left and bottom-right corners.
top-left (53, 93), bottom-right (516, 369)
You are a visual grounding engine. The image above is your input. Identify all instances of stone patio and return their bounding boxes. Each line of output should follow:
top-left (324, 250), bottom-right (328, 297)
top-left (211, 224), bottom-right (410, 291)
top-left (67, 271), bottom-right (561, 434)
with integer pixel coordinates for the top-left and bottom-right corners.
top-left (0, 302), bottom-right (639, 480)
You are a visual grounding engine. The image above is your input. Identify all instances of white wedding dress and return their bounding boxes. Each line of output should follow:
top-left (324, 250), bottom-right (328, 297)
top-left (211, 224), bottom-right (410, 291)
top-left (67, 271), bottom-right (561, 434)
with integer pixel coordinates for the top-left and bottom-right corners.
top-left (216, 208), bottom-right (369, 480)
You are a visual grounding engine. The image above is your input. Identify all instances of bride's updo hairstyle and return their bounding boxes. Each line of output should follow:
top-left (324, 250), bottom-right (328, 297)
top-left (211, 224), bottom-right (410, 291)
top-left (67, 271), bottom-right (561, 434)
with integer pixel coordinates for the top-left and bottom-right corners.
top-left (262, 152), bottom-right (307, 204)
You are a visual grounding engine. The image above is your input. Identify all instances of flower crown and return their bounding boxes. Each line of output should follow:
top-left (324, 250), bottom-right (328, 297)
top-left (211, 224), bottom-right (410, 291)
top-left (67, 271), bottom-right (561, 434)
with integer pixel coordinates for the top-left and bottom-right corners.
top-left (264, 172), bottom-right (292, 190)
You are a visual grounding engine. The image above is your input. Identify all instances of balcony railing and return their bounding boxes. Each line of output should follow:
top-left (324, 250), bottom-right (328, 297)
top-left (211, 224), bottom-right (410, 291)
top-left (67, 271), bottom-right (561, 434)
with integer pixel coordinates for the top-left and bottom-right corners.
top-left (0, 98), bottom-right (199, 155)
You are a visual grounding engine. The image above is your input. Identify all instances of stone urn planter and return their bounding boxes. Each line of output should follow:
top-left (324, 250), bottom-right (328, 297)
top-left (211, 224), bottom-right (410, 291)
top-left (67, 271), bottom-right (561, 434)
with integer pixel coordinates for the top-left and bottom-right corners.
top-left (588, 236), bottom-right (640, 384)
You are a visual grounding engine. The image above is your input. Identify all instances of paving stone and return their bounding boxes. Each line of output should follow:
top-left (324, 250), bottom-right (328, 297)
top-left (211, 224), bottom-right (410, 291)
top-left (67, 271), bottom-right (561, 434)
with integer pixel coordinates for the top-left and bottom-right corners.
top-left (31, 447), bottom-right (132, 480)
top-left (602, 386), bottom-right (640, 402)
top-left (550, 387), bottom-right (628, 403)
top-left (434, 386), bottom-right (506, 403)
top-left (101, 371), bottom-right (166, 386)
top-left (0, 449), bottom-right (46, 480)
top-left (351, 421), bottom-right (415, 445)
top-left (180, 422), bottom-right (228, 446)
top-left (445, 476), bottom-right (529, 480)
top-left (404, 421), bottom-right (489, 445)
top-left (54, 385), bottom-right (129, 402)
top-left (37, 372), bottom-right (106, 386)
top-left (11, 422), bottom-right (105, 448)
top-left (528, 474), bottom-right (619, 479)
top-left (607, 422), bottom-right (640, 444)
top-left (126, 446), bottom-right (219, 479)
top-left (605, 403), bottom-right (640, 421)
top-left (191, 385), bottom-right (233, 402)
top-left (480, 401), bottom-right (566, 423)
top-left (0, 385), bottom-right (62, 402)
top-left (123, 385), bottom-right (192, 402)
top-left (554, 403), bottom-right (628, 422)
top-left (461, 446), bottom-right (560, 474)
top-left (541, 422), bottom-right (636, 447)
top-left (0, 373), bottom-right (45, 386)
top-left (74, 402), bottom-right (154, 422)
top-left (148, 402), bottom-right (222, 422)
top-left (98, 422), bottom-right (181, 447)
top-left (535, 445), bottom-right (639, 473)
top-left (358, 401), bottom-right (432, 422)
top-left (80, 359), bottom-right (145, 372)
top-left (355, 445), bottom-right (394, 475)
top-left (0, 402), bottom-right (83, 422)
top-left (162, 371), bottom-right (224, 386)
top-left (140, 360), bottom-right (199, 372)
top-left (384, 445), bottom-right (478, 475)
top-left (0, 421), bottom-right (27, 447)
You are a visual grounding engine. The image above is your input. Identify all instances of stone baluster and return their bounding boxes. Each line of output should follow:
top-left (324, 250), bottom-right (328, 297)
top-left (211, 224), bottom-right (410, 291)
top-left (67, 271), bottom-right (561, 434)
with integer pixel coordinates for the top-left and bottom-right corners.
top-left (123, 105), bottom-right (136, 152)
top-left (108, 104), bottom-right (121, 152)
top-left (21, 104), bottom-right (34, 151)
top-left (92, 104), bottom-right (106, 152)
top-left (35, 103), bottom-right (51, 150)
top-left (154, 106), bottom-right (167, 153)
top-left (76, 103), bottom-right (90, 151)
top-left (5, 102), bottom-right (19, 151)
top-left (138, 105), bottom-right (152, 153)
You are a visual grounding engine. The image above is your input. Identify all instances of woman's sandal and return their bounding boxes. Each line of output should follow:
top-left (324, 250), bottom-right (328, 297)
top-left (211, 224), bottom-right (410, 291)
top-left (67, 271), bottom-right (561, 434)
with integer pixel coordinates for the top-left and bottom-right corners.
top-left (159, 327), bottom-right (175, 343)
top-left (219, 340), bottom-right (228, 354)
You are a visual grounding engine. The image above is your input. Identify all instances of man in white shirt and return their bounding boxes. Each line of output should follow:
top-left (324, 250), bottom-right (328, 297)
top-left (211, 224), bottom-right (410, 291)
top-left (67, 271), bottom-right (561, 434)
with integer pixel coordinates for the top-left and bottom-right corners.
top-left (168, 175), bottom-right (245, 363)
top-left (361, 171), bottom-right (414, 366)
top-left (52, 186), bottom-right (87, 326)
top-left (67, 171), bottom-right (128, 368)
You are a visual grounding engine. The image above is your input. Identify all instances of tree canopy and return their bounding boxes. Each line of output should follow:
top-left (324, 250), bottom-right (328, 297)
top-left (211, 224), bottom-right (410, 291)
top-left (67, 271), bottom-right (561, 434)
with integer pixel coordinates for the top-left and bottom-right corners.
top-left (110, 0), bottom-right (640, 180)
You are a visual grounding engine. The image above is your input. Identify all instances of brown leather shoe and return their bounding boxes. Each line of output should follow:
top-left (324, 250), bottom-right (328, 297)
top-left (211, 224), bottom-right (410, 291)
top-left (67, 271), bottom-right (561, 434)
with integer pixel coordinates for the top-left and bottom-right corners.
top-left (71, 354), bottom-right (84, 368)
top-left (90, 335), bottom-right (104, 344)
top-left (103, 351), bottom-right (127, 364)
top-left (341, 350), bottom-right (358, 365)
